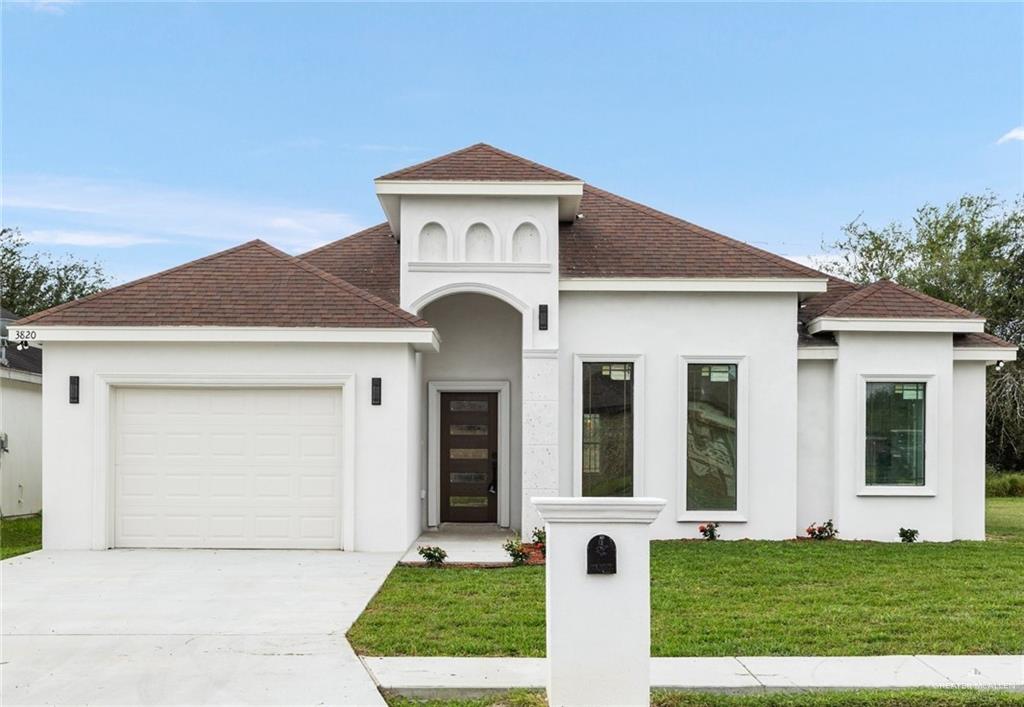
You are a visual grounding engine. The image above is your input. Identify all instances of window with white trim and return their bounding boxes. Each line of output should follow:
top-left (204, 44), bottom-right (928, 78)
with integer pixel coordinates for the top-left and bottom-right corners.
top-left (580, 362), bottom-right (634, 496)
top-left (865, 381), bottom-right (926, 486)
top-left (685, 363), bottom-right (739, 511)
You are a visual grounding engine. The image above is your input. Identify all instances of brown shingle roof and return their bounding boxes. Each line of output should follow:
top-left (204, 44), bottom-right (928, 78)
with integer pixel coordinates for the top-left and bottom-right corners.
top-left (377, 143), bottom-right (579, 182)
top-left (298, 223), bottom-right (400, 304)
top-left (954, 331), bottom-right (1017, 349)
top-left (815, 279), bottom-right (981, 320)
top-left (559, 185), bottom-right (826, 279)
top-left (17, 239), bottom-right (427, 328)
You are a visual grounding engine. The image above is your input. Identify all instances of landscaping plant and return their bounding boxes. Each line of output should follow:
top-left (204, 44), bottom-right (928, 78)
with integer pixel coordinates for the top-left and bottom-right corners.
top-left (697, 522), bottom-right (720, 540)
top-left (503, 534), bottom-right (530, 565)
top-left (806, 519), bottom-right (838, 540)
top-left (530, 527), bottom-right (546, 557)
top-left (899, 527), bottom-right (919, 543)
top-left (417, 545), bottom-right (447, 567)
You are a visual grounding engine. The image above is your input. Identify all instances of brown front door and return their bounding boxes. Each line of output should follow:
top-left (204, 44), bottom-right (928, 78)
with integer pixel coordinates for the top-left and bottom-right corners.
top-left (441, 392), bottom-right (498, 523)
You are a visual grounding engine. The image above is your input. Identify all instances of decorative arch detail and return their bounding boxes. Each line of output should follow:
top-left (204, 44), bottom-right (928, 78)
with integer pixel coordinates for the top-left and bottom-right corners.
top-left (418, 222), bottom-right (448, 261)
top-left (511, 222), bottom-right (542, 262)
top-left (464, 222), bottom-right (496, 262)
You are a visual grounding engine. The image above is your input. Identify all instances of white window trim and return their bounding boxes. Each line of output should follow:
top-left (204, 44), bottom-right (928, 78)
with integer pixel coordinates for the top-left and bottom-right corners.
top-left (427, 380), bottom-right (511, 528)
top-left (857, 373), bottom-right (937, 497)
top-left (677, 355), bottom-right (749, 522)
top-left (572, 354), bottom-right (645, 498)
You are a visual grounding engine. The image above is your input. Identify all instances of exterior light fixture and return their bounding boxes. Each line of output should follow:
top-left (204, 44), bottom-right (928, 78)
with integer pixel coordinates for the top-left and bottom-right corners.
top-left (539, 304), bottom-right (549, 331)
top-left (371, 377), bottom-right (382, 405)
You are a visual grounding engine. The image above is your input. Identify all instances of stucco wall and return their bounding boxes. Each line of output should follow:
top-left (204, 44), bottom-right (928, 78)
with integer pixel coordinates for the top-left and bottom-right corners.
top-left (952, 361), bottom-right (987, 540)
top-left (421, 293), bottom-right (523, 529)
top-left (797, 359), bottom-right (834, 532)
top-left (1, 375), bottom-right (43, 517)
top-left (39, 341), bottom-right (419, 552)
top-left (832, 332), bottom-right (955, 541)
top-left (558, 291), bottom-right (800, 540)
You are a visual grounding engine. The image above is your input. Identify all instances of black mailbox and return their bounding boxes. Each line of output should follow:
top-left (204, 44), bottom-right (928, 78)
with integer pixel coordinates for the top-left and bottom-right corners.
top-left (586, 534), bottom-right (616, 574)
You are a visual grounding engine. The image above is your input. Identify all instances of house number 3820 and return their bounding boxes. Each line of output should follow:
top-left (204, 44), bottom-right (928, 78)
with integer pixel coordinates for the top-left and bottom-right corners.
top-left (14, 330), bottom-right (37, 340)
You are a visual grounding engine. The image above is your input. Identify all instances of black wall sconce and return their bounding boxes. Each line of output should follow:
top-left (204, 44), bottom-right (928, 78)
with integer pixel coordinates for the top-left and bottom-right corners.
top-left (69, 376), bottom-right (80, 404)
top-left (371, 377), bottom-right (382, 406)
top-left (538, 304), bottom-right (549, 331)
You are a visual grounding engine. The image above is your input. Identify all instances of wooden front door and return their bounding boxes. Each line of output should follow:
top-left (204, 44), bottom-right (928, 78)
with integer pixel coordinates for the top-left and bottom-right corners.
top-left (441, 392), bottom-right (498, 523)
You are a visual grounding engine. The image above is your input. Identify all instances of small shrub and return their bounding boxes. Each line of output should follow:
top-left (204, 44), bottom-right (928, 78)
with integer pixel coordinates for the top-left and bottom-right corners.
top-left (417, 545), bottom-right (447, 566)
top-left (503, 534), bottom-right (529, 565)
top-left (986, 472), bottom-right (1024, 497)
top-left (806, 519), bottom-right (838, 540)
top-left (531, 527), bottom-right (546, 557)
top-left (899, 527), bottom-right (920, 543)
top-left (697, 522), bottom-right (720, 540)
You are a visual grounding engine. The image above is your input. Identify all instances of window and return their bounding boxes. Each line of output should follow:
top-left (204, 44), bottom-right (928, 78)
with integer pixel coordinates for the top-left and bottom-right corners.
top-left (865, 382), bottom-right (926, 486)
top-left (580, 362), bottom-right (634, 496)
top-left (686, 363), bottom-right (739, 511)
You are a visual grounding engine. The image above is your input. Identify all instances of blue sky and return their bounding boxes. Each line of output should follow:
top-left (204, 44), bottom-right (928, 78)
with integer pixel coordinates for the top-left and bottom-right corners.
top-left (3, 1), bottom-right (1022, 283)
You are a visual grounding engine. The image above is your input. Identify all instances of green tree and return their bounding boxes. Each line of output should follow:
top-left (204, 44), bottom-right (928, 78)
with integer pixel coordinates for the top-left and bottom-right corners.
top-left (1, 227), bottom-right (109, 317)
top-left (823, 193), bottom-right (1024, 471)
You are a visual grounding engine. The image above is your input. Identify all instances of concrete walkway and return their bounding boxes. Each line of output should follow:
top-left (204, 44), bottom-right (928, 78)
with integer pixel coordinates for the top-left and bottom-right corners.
top-left (402, 523), bottom-right (514, 564)
top-left (364, 655), bottom-right (1024, 698)
top-left (1, 549), bottom-right (401, 706)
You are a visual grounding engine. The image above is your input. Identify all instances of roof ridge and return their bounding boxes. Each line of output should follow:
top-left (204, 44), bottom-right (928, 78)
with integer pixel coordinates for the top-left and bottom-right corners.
top-left (580, 184), bottom-right (827, 280)
top-left (823, 279), bottom-right (981, 319)
top-left (16, 239), bottom-right (267, 326)
top-left (252, 241), bottom-right (427, 327)
top-left (877, 279), bottom-right (982, 318)
top-left (376, 142), bottom-right (578, 181)
top-left (472, 143), bottom-right (579, 181)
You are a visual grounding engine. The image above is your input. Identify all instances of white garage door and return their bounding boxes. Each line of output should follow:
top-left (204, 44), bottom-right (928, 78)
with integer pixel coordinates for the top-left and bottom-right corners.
top-left (114, 387), bottom-right (344, 549)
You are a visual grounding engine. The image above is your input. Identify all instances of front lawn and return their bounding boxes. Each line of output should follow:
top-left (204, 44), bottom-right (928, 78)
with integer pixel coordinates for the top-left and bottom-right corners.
top-left (0, 514), bottom-right (42, 560)
top-left (385, 690), bottom-right (1024, 707)
top-left (348, 499), bottom-right (1024, 657)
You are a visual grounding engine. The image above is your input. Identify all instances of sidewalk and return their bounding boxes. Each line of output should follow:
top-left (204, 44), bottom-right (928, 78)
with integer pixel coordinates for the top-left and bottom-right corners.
top-left (362, 655), bottom-right (1024, 699)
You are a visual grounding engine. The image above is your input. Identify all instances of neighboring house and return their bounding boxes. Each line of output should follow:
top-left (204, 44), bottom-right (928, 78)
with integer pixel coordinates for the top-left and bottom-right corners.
top-left (16, 144), bottom-right (1017, 551)
top-left (1, 307), bottom-right (43, 518)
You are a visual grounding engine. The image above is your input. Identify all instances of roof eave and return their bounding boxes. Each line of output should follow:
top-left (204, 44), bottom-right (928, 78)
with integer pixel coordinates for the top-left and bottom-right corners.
top-left (808, 317), bottom-right (986, 334)
top-left (952, 346), bottom-right (1018, 363)
top-left (19, 326), bottom-right (441, 352)
top-left (559, 277), bottom-right (828, 294)
top-left (375, 180), bottom-right (585, 239)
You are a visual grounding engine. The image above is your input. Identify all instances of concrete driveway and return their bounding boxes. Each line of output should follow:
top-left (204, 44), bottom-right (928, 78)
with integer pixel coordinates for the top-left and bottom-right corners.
top-left (1, 549), bottom-right (401, 706)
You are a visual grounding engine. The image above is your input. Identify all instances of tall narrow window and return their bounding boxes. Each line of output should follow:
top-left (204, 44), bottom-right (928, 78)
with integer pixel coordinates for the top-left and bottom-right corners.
top-left (865, 382), bottom-right (926, 486)
top-left (581, 362), bottom-right (634, 496)
top-left (686, 363), bottom-right (738, 511)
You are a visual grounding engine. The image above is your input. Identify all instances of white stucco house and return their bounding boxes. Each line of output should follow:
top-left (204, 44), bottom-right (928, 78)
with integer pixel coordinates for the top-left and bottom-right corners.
top-left (15, 144), bottom-right (1017, 551)
top-left (1, 307), bottom-right (43, 518)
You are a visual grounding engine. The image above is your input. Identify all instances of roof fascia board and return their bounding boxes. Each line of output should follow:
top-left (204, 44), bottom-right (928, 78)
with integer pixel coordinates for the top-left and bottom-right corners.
top-left (21, 326), bottom-right (440, 351)
top-left (1, 367), bottom-right (42, 384)
top-left (808, 317), bottom-right (985, 334)
top-left (375, 179), bottom-right (584, 197)
top-left (952, 347), bottom-right (1018, 363)
top-left (559, 278), bottom-right (828, 294)
top-left (375, 181), bottom-right (584, 238)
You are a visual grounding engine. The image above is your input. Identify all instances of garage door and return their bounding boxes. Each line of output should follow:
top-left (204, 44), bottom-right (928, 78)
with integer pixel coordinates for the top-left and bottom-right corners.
top-left (114, 387), bottom-right (344, 549)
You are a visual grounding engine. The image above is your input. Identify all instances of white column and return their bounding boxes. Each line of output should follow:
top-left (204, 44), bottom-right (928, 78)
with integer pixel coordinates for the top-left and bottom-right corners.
top-left (520, 352), bottom-right (559, 535)
top-left (532, 496), bottom-right (666, 707)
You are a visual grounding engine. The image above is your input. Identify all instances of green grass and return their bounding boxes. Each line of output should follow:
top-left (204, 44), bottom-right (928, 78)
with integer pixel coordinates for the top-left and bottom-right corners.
top-left (348, 498), bottom-right (1024, 657)
top-left (384, 689), bottom-right (1024, 707)
top-left (0, 514), bottom-right (42, 559)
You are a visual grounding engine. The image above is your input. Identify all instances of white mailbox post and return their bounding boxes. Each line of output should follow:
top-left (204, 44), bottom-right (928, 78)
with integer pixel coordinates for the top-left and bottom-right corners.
top-left (532, 496), bottom-right (666, 707)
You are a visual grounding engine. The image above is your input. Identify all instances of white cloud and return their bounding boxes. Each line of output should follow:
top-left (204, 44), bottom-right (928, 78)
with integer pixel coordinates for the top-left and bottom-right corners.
top-left (996, 126), bottom-right (1024, 145)
top-left (23, 230), bottom-right (166, 248)
top-left (12, 0), bottom-right (76, 14)
top-left (3, 174), bottom-right (362, 253)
